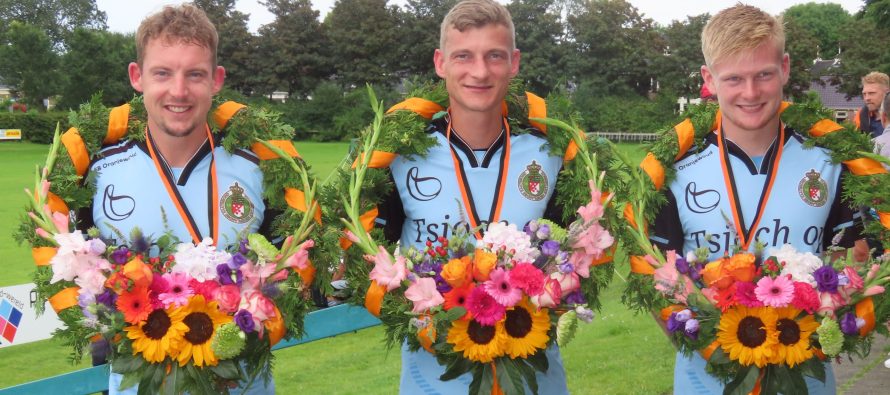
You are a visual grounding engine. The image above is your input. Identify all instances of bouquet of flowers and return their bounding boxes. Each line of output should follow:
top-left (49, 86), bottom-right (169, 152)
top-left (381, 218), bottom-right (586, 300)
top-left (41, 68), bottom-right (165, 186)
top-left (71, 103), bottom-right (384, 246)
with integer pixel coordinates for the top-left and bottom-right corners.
top-left (649, 241), bottom-right (890, 394)
top-left (18, 119), bottom-right (318, 393)
top-left (328, 86), bottom-right (620, 394)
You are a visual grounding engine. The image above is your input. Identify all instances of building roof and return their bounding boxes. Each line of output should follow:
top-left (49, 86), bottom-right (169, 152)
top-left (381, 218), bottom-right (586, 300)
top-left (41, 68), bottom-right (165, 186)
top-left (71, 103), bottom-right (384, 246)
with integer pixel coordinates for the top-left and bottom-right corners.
top-left (808, 76), bottom-right (863, 110)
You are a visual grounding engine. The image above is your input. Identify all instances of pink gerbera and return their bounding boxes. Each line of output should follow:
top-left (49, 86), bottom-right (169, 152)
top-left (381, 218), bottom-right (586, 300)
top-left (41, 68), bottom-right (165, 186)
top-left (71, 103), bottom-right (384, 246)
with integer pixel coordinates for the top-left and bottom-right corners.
top-left (791, 281), bottom-right (821, 313)
top-left (754, 275), bottom-right (794, 307)
top-left (507, 263), bottom-right (545, 296)
top-left (484, 268), bottom-right (522, 307)
top-left (158, 272), bottom-right (193, 308)
top-left (733, 281), bottom-right (763, 307)
top-left (466, 286), bottom-right (506, 325)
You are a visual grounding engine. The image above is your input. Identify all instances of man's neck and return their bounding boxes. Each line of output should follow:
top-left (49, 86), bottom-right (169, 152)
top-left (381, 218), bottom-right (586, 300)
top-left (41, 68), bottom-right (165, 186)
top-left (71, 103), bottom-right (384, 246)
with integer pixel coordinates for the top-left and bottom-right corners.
top-left (449, 107), bottom-right (503, 149)
top-left (149, 127), bottom-right (207, 167)
top-left (722, 121), bottom-right (780, 158)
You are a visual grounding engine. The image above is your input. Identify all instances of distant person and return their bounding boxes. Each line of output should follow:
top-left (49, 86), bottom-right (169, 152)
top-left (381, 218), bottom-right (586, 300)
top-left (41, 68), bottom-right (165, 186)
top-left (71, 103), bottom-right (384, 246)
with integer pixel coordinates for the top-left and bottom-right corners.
top-left (854, 71), bottom-right (889, 137)
top-left (877, 92), bottom-right (890, 167)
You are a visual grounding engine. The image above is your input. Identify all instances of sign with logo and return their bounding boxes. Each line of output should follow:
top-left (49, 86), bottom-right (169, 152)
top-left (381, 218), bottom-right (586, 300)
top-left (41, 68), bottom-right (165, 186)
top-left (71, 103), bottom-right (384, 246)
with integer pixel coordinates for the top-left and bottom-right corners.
top-left (0, 284), bottom-right (63, 348)
top-left (0, 129), bottom-right (22, 140)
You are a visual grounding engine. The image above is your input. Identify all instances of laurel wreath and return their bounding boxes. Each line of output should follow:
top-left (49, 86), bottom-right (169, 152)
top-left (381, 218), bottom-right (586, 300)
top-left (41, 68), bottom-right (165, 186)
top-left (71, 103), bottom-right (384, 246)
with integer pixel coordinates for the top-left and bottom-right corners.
top-left (14, 95), bottom-right (320, 361)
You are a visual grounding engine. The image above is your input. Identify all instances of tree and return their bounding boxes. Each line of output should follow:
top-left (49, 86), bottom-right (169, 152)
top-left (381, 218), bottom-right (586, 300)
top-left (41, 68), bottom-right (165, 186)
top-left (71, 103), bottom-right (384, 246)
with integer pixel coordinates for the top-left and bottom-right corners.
top-left (508, 0), bottom-right (568, 95)
top-left (326, 0), bottom-right (401, 87)
top-left (0, 0), bottom-right (106, 48)
top-left (255, 0), bottom-right (330, 97)
top-left (784, 17), bottom-right (822, 100)
top-left (57, 29), bottom-right (135, 110)
top-left (653, 14), bottom-right (708, 98)
top-left (395, 0), bottom-right (458, 81)
top-left (565, 0), bottom-right (664, 96)
top-left (0, 22), bottom-right (63, 109)
top-left (831, 16), bottom-right (890, 97)
top-left (783, 2), bottom-right (852, 59)
top-left (194, 0), bottom-right (257, 95)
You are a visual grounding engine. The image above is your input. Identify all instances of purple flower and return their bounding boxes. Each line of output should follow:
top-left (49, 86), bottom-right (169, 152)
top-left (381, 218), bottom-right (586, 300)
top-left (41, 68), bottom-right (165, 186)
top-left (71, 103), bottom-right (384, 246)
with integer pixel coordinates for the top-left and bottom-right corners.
top-left (675, 257), bottom-right (690, 275)
top-left (675, 309), bottom-right (692, 322)
top-left (228, 253), bottom-right (247, 269)
top-left (235, 309), bottom-right (255, 333)
top-left (536, 225), bottom-right (551, 240)
top-left (689, 263), bottom-right (704, 282)
top-left (565, 291), bottom-right (586, 305)
top-left (666, 313), bottom-right (683, 332)
top-left (524, 220), bottom-right (539, 237)
top-left (434, 272), bottom-right (452, 294)
top-left (541, 240), bottom-right (560, 257)
top-left (111, 247), bottom-right (129, 264)
top-left (814, 266), bottom-right (840, 293)
top-left (559, 262), bottom-right (575, 274)
top-left (685, 318), bottom-right (700, 340)
top-left (839, 312), bottom-right (859, 336)
top-left (96, 289), bottom-right (117, 308)
top-left (837, 274), bottom-right (850, 287)
top-left (239, 239), bottom-right (249, 255)
top-left (217, 264), bottom-right (235, 285)
top-left (262, 282), bottom-right (282, 299)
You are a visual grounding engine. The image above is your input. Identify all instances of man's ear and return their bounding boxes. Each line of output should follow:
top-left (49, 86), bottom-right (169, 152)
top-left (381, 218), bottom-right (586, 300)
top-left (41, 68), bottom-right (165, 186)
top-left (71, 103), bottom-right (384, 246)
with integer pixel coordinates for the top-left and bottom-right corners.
top-left (212, 66), bottom-right (226, 94)
top-left (434, 49), bottom-right (446, 79)
top-left (128, 62), bottom-right (143, 92)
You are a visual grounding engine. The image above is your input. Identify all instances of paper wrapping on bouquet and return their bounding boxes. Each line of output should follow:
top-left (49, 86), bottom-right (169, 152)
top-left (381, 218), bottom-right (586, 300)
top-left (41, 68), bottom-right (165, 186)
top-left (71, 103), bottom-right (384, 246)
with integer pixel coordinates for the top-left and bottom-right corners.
top-left (213, 101), bottom-right (247, 129)
top-left (856, 297), bottom-right (876, 337)
top-left (105, 103), bottom-right (130, 144)
top-left (674, 119), bottom-right (695, 161)
top-left (629, 255), bottom-right (655, 275)
top-left (640, 153), bottom-right (665, 190)
top-left (48, 286), bottom-right (80, 313)
top-left (251, 140), bottom-right (301, 160)
top-left (364, 280), bottom-right (387, 317)
top-left (844, 158), bottom-right (886, 176)
top-left (525, 91), bottom-right (548, 133)
top-left (351, 151), bottom-right (397, 169)
top-left (61, 128), bottom-right (90, 177)
top-left (265, 305), bottom-right (286, 346)
top-left (386, 97), bottom-right (444, 119)
top-left (284, 188), bottom-right (322, 224)
top-left (808, 119), bottom-right (844, 137)
top-left (43, 192), bottom-right (68, 214)
top-left (32, 247), bottom-right (57, 266)
top-left (417, 314), bottom-right (436, 354)
top-left (339, 207), bottom-right (378, 250)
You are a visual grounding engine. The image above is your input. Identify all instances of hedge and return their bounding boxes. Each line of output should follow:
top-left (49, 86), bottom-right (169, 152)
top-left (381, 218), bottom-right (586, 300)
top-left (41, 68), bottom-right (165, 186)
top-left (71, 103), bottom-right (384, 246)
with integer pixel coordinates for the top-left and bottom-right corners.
top-left (0, 112), bottom-right (70, 144)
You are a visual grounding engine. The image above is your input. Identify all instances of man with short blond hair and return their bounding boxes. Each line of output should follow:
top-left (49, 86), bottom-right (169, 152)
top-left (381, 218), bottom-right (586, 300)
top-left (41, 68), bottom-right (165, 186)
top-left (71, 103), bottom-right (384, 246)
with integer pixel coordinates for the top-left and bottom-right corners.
top-left (854, 71), bottom-right (889, 137)
top-left (652, 4), bottom-right (863, 394)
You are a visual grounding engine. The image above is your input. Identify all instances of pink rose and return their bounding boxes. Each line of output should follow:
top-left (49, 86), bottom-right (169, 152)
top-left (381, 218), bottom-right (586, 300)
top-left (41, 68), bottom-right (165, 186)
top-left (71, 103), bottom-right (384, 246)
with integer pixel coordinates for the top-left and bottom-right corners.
top-left (241, 290), bottom-right (277, 323)
top-left (214, 285), bottom-right (242, 313)
top-left (530, 277), bottom-right (562, 308)
top-left (551, 272), bottom-right (580, 294)
top-left (404, 277), bottom-right (444, 313)
top-left (367, 246), bottom-right (407, 291)
top-left (817, 291), bottom-right (848, 317)
top-left (842, 266), bottom-right (864, 297)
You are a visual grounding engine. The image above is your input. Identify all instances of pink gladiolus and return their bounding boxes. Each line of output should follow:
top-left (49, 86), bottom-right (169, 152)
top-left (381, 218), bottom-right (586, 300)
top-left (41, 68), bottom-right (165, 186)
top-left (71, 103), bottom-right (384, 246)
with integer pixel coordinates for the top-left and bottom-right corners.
top-left (404, 277), bottom-right (444, 313)
top-left (271, 269), bottom-right (289, 282)
top-left (866, 264), bottom-right (881, 282)
top-left (864, 285), bottom-right (885, 297)
top-left (284, 240), bottom-right (314, 270)
top-left (344, 230), bottom-right (361, 244)
top-left (569, 223), bottom-right (613, 278)
top-left (36, 228), bottom-right (51, 239)
top-left (576, 180), bottom-right (605, 222)
top-left (551, 272), bottom-right (580, 294)
top-left (367, 246), bottom-right (407, 291)
top-left (51, 211), bottom-right (69, 233)
top-left (530, 277), bottom-right (562, 308)
top-left (241, 260), bottom-right (277, 291)
top-left (654, 251), bottom-right (693, 303)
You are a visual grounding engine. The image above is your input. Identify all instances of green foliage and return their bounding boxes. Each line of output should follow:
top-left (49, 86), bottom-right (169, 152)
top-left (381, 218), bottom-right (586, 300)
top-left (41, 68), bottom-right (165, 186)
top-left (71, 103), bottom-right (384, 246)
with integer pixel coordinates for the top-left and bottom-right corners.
top-left (0, 111), bottom-right (68, 143)
top-left (326, 0), bottom-right (401, 87)
top-left (0, 0), bottom-right (107, 47)
top-left (654, 14), bottom-right (709, 98)
top-left (0, 21), bottom-right (63, 109)
top-left (571, 89), bottom-right (680, 133)
top-left (784, 2), bottom-right (853, 59)
top-left (508, 0), bottom-right (568, 96)
top-left (395, 0), bottom-right (457, 81)
top-left (56, 28), bottom-right (135, 110)
top-left (194, 0), bottom-right (258, 96)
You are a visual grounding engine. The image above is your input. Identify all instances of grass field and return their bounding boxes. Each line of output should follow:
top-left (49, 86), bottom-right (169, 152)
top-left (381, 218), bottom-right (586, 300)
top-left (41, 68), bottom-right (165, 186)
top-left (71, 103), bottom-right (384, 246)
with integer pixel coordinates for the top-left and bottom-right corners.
top-left (0, 141), bottom-right (675, 394)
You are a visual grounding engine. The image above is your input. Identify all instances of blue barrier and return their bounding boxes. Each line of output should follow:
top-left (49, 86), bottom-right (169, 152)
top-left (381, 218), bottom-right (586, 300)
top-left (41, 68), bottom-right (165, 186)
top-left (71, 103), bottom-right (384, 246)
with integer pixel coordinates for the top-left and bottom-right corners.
top-left (0, 305), bottom-right (380, 395)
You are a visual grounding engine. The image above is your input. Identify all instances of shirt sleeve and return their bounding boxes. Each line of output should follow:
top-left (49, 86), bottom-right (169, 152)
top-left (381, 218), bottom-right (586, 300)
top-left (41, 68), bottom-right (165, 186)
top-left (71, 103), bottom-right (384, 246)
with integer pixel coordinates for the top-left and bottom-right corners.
top-left (650, 190), bottom-right (685, 253)
top-left (375, 172), bottom-right (406, 243)
top-left (824, 168), bottom-right (863, 249)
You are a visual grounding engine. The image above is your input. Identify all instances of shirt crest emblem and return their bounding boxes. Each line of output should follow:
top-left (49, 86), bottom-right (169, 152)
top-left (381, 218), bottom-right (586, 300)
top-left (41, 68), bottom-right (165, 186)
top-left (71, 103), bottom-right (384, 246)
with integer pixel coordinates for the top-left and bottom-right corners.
top-left (798, 169), bottom-right (828, 207)
top-left (220, 182), bottom-right (254, 223)
top-left (518, 160), bottom-right (548, 201)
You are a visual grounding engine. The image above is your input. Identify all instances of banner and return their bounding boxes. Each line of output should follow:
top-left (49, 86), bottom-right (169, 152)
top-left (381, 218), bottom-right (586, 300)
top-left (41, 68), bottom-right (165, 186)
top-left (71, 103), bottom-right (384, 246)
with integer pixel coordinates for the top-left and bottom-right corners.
top-left (0, 283), bottom-right (63, 348)
top-left (0, 129), bottom-right (22, 140)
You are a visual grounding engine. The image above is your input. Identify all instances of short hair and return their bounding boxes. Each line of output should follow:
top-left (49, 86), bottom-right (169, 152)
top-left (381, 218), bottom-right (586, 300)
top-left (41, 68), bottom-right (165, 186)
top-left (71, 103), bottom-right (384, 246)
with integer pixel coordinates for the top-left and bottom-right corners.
top-left (701, 4), bottom-right (785, 67)
top-left (881, 92), bottom-right (890, 118)
top-left (862, 71), bottom-right (890, 88)
top-left (135, 4), bottom-right (218, 66)
top-left (439, 0), bottom-right (515, 51)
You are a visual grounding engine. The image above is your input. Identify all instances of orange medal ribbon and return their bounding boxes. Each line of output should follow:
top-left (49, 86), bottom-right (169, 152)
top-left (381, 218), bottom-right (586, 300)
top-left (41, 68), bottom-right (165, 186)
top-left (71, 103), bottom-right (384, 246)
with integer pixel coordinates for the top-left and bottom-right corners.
top-left (447, 113), bottom-right (511, 240)
top-left (145, 126), bottom-right (219, 245)
top-left (716, 124), bottom-right (786, 251)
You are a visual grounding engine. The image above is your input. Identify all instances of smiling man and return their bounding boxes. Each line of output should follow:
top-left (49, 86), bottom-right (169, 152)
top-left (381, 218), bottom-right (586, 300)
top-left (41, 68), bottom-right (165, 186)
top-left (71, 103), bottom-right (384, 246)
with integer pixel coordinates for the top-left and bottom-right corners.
top-left (375, 0), bottom-right (570, 393)
top-left (650, 5), bottom-right (863, 394)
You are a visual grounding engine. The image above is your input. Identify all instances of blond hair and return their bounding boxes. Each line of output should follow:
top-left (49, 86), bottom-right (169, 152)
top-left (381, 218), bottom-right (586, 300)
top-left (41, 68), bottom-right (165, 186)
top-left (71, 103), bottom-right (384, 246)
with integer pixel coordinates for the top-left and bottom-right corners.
top-left (135, 4), bottom-right (218, 66)
top-left (439, 0), bottom-right (515, 51)
top-left (701, 4), bottom-right (784, 67)
top-left (862, 71), bottom-right (890, 88)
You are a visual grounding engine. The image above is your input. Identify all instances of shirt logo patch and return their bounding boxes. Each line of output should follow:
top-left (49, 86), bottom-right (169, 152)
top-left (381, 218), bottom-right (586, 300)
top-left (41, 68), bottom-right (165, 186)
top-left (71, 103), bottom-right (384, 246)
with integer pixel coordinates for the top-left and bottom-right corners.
top-left (220, 182), bottom-right (254, 224)
top-left (798, 169), bottom-right (828, 207)
top-left (518, 160), bottom-right (548, 201)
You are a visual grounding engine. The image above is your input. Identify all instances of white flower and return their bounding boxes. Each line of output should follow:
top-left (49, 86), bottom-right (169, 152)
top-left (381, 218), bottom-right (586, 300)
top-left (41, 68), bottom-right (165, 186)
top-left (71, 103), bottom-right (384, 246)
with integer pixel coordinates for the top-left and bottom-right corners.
top-left (480, 222), bottom-right (539, 263)
top-left (171, 238), bottom-right (231, 282)
top-left (50, 231), bottom-right (109, 284)
top-left (772, 244), bottom-right (823, 285)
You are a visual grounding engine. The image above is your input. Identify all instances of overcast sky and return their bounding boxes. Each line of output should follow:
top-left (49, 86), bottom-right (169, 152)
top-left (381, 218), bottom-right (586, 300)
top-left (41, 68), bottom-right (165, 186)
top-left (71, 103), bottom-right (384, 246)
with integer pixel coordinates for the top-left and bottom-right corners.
top-left (96, 0), bottom-right (866, 34)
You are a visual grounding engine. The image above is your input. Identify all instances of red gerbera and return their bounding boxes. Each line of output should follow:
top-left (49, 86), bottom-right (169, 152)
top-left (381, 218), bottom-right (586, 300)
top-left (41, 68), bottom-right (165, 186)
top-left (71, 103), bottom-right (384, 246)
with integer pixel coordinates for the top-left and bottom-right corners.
top-left (715, 283), bottom-right (737, 312)
top-left (444, 284), bottom-right (476, 320)
top-left (117, 286), bottom-right (153, 324)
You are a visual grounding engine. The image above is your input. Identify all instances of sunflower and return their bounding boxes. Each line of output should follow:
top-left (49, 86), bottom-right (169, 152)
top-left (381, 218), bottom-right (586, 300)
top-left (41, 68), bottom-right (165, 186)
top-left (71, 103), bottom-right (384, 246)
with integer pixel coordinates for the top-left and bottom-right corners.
top-left (175, 295), bottom-right (232, 367)
top-left (446, 318), bottom-right (506, 363)
top-left (716, 306), bottom-right (778, 368)
top-left (769, 308), bottom-right (819, 367)
top-left (503, 299), bottom-right (550, 359)
top-left (124, 306), bottom-right (187, 363)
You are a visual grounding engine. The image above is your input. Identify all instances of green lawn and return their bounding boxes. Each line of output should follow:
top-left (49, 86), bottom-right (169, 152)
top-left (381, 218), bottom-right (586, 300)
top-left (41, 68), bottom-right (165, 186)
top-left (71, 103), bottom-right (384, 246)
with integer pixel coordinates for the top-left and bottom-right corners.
top-left (0, 141), bottom-right (674, 394)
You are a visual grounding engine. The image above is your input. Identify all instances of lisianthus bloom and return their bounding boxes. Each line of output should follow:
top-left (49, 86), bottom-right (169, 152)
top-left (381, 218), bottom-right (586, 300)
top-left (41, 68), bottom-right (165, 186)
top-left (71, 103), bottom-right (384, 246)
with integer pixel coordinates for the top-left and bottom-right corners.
top-left (484, 268), bottom-right (522, 307)
top-left (840, 266), bottom-right (864, 297)
top-left (754, 275), bottom-right (794, 308)
top-left (839, 312), bottom-right (860, 336)
top-left (508, 263), bottom-right (545, 296)
top-left (472, 249), bottom-right (497, 281)
top-left (241, 290), bottom-right (276, 335)
top-left (440, 256), bottom-right (473, 288)
top-left (790, 281), bottom-right (820, 313)
top-left (367, 246), bottom-right (407, 291)
top-left (813, 266), bottom-right (840, 293)
top-left (466, 286), bottom-right (506, 326)
top-left (443, 284), bottom-right (475, 320)
top-left (405, 277), bottom-right (445, 314)
top-left (817, 291), bottom-right (847, 317)
top-left (551, 272), bottom-right (580, 294)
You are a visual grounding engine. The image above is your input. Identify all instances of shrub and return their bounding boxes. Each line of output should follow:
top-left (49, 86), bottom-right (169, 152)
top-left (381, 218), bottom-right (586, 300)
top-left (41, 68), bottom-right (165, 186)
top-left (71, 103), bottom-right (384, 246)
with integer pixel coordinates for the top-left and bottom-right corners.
top-left (0, 111), bottom-right (69, 143)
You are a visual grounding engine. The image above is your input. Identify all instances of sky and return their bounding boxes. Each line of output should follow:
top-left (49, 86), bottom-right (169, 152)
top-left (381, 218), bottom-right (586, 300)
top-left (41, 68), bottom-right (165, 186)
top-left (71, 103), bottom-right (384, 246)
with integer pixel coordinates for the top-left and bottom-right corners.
top-left (96, 0), bottom-right (866, 34)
